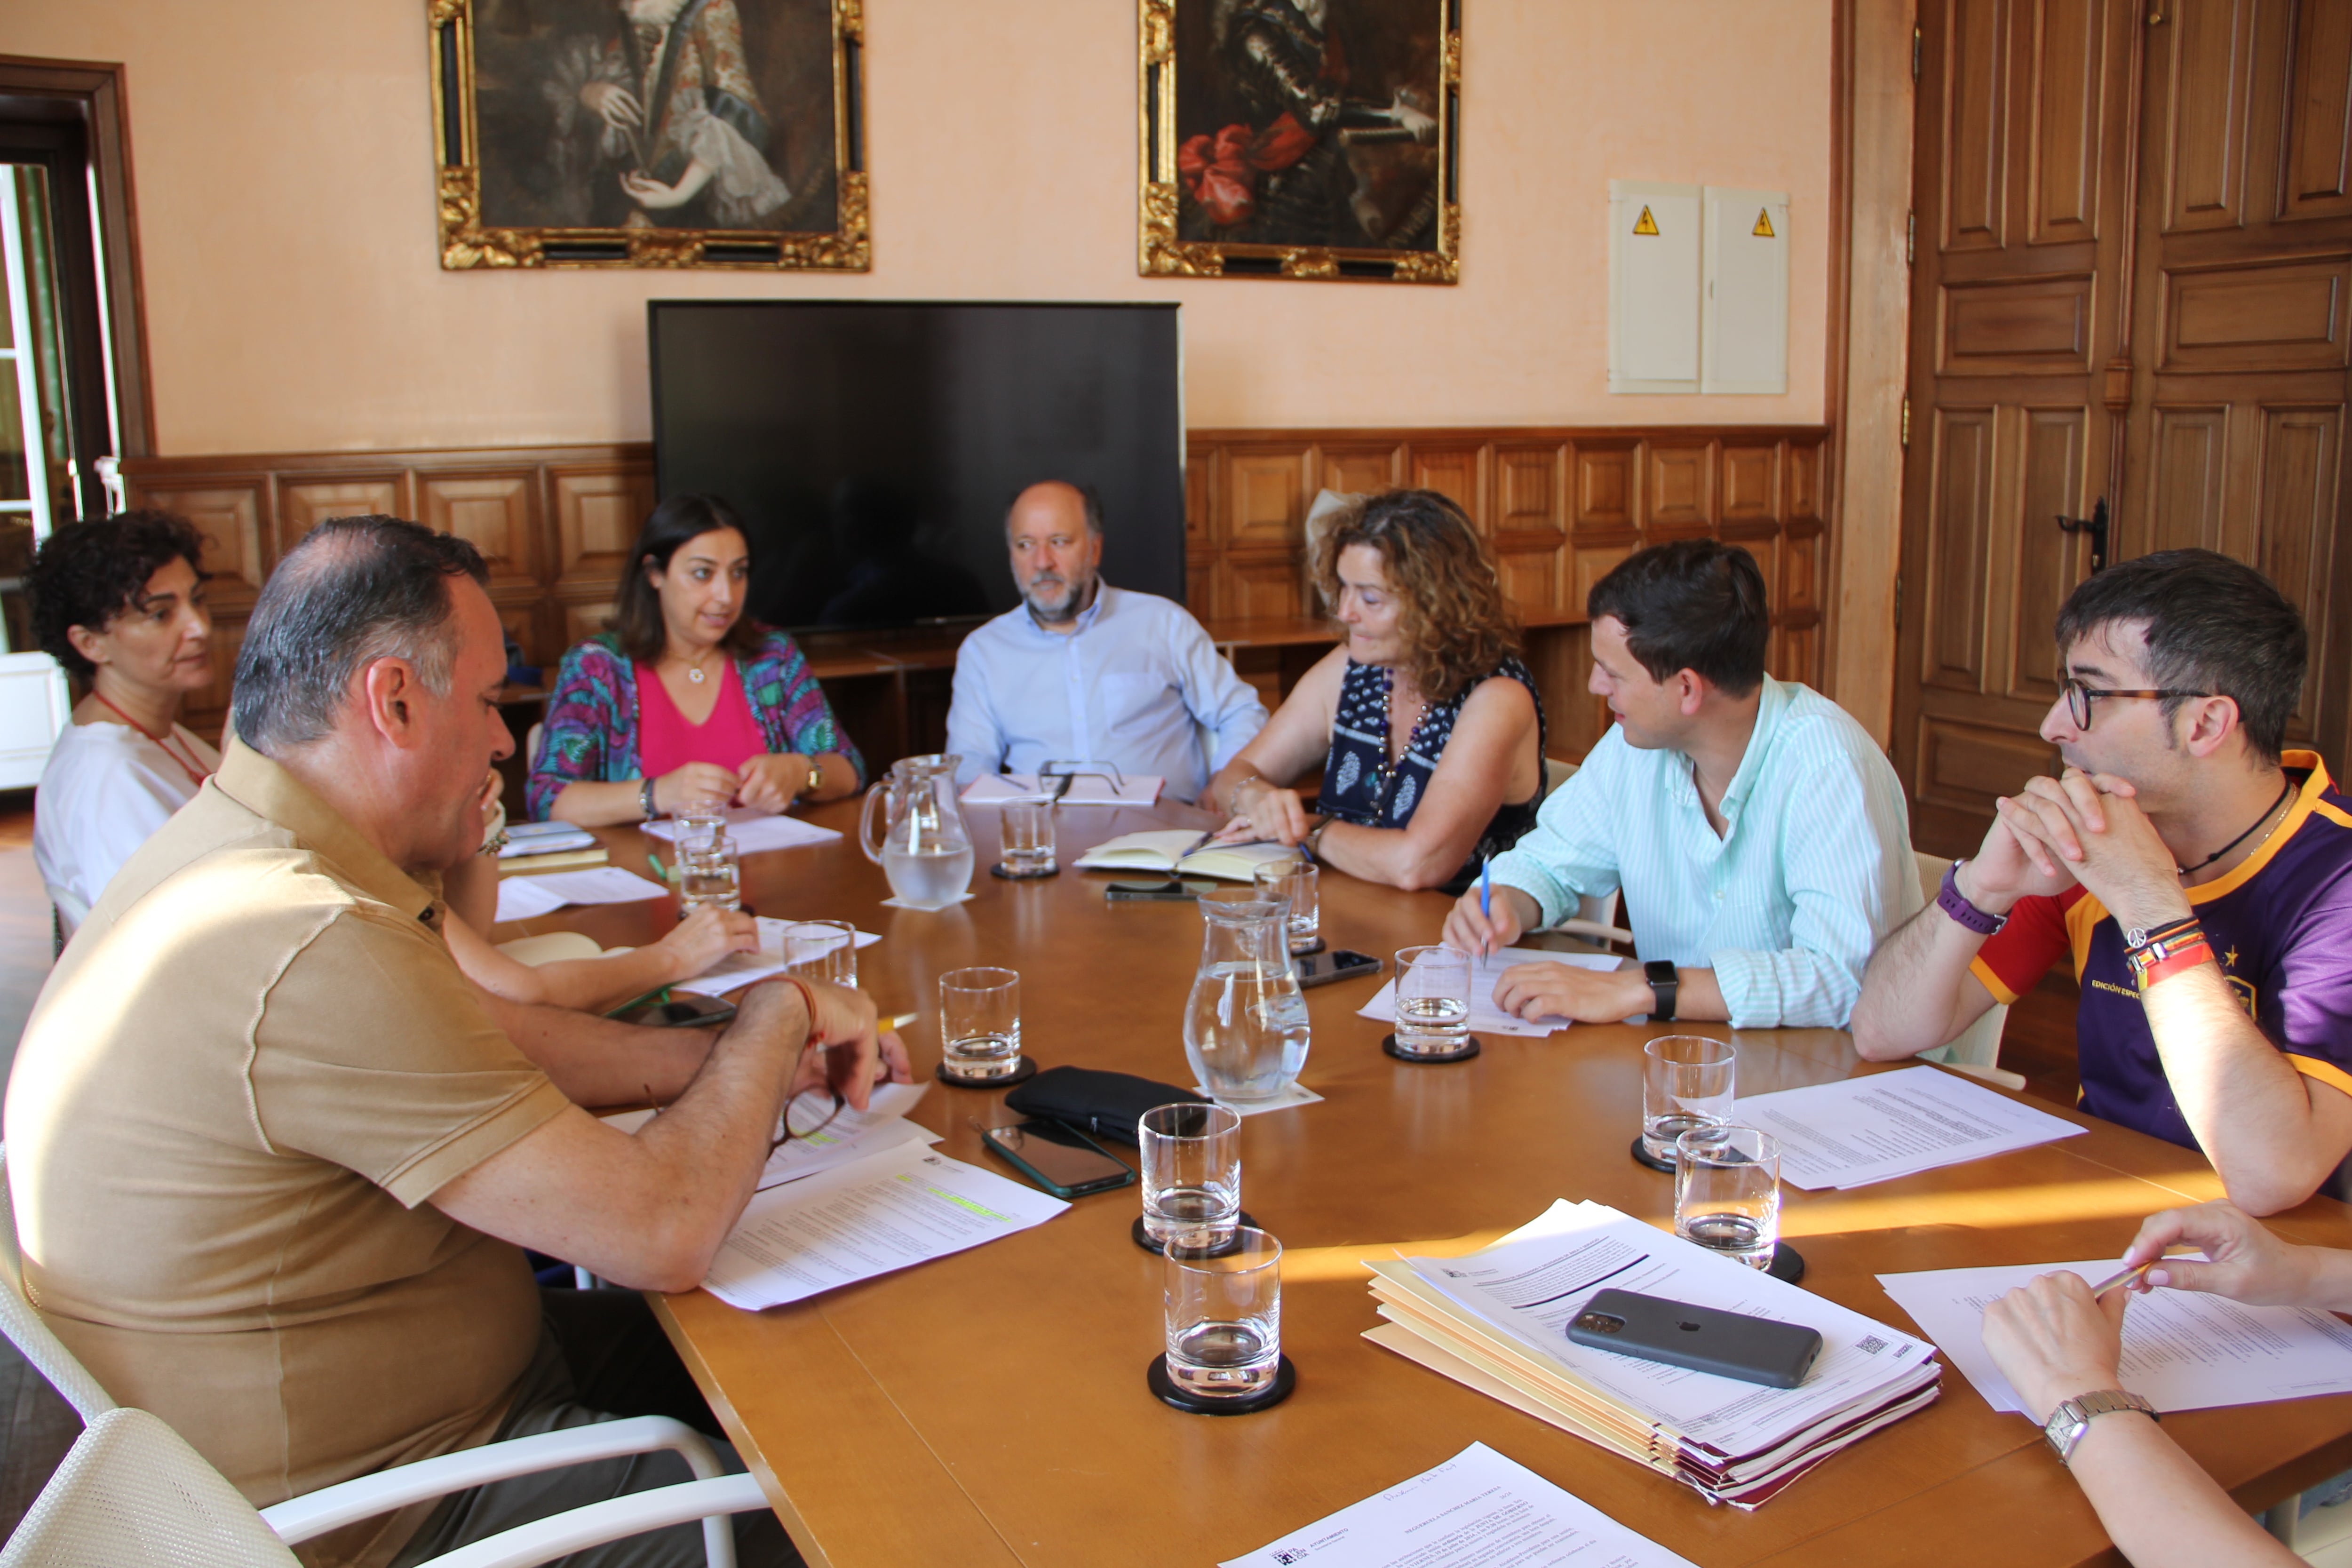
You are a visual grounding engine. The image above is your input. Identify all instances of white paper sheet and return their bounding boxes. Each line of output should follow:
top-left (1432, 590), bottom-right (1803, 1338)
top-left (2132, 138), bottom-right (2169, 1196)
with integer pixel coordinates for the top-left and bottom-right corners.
top-left (701, 1141), bottom-right (1067, 1310)
top-left (1736, 1066), bottom-right (2086, 1190)
top-left (1221, 1441), bottom-right (1700, 1568)
top-left (1193, 1081), bottom-right (1325, 1116)
top-left (494, 866), bottom-right (668, 921)
top-left (670, 920), bottom-right (882, 998)
top-left (600, 1081), bottom-right (937, 1191)
top-left (962, 771), bottom-right (1164, 807)
top-left (1408, 1201), bottom-right (1937, 1452)
top-left (498, 823), bottom-right (599, 858)
top-left (1876, 1259), bottom-right (2352, 1415)
top-left (1359, 947), bottom-right (1622, 1038)
top-left (641, 808), bottom-right (842, 854)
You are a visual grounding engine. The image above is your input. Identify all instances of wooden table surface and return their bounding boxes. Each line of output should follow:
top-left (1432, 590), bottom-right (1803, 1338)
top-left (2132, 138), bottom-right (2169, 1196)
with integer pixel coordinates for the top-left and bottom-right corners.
top-left (500, 794), bottom-right (2352, 1568)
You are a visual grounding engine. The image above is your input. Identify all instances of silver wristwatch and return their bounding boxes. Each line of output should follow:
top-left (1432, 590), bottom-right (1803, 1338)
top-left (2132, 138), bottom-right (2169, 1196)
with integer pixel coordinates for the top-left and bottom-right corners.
top-left (2042, 1388), bottom-right (2158, 1465)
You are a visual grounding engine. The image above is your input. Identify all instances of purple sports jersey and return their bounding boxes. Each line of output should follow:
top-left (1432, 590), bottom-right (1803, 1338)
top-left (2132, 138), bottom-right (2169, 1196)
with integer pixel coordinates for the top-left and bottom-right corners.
top-left (1971, 752), bottom-right (2352, 1151)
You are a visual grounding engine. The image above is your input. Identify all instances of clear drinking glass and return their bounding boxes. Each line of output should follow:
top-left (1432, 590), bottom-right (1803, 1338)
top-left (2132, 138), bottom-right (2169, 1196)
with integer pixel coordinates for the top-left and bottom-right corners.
top-left (676, 835), bottom-right (741, 915)
top-left (1139, 1103), bottom-right (1242, 1251)
top-left (1675, 1124), bottom-right (1782, 1269)
top-left (1642, 1034), bottom-right (1736, 1163)
top-left (780, 919), bottom-right (857, 987)
top-left (1163, 1227), bottom-right (1282, 1399)
top-left (938, 966), bottom-right (1022, 1079)
top-left (670, 805), bottom-right (727, 858)
top-left (1392, 945), bottom-right (1471, 1055)
top-left (997, 796), bottom-right (1057, 877)
top-left (1251, 860), bottom-right (1320, 955)
top-left (1181, 897), bottom-right (1310, 1101)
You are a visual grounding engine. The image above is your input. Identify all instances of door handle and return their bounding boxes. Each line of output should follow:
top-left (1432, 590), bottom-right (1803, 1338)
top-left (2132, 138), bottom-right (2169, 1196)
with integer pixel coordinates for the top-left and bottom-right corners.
top-left (2057, 497), bottom-right (2109, 573)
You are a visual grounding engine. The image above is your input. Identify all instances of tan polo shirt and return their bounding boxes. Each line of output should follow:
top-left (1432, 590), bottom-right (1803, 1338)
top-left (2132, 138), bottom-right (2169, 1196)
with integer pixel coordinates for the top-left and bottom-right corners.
top-left (6, 738), bottom-right (572, 1568)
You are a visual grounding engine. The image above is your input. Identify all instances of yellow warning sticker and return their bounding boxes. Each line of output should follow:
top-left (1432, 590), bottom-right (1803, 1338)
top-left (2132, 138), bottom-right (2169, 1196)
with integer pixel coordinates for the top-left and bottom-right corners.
top-left (1632, 205), bottom-right (1660, 236)
top-left (1752, 207), bottom-right (1776, 238)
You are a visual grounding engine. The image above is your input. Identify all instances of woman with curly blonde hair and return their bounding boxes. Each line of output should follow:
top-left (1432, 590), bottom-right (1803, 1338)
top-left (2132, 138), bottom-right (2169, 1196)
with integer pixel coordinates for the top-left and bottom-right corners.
top-left (1206, 489), bottom-right (1546, 891)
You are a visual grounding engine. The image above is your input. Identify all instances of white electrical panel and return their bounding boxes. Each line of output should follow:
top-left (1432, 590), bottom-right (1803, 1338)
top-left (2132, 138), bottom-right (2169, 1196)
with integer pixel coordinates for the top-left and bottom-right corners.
top-left (1609, 181), bottom-right (1790, 396)
top-left (1701, 186), bottom-right (1790, 394)
top-left (1609, 180), bottom-right (1701, 394)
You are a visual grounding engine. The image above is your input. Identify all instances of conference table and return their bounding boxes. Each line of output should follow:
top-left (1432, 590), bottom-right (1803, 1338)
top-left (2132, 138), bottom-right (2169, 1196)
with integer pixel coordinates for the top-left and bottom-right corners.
top-left (498, 790), bottom-right (2352, 1568)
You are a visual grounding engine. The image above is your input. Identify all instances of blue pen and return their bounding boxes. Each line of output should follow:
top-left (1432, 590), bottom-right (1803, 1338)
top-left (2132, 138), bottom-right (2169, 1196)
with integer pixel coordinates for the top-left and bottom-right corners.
top-left (1480, 855), bottom-right (1492, 918)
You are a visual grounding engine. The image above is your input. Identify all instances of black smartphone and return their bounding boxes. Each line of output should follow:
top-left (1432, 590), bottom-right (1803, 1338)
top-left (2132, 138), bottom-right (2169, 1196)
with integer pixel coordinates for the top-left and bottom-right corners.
top-left (608, 993), bottom-right (739, 1029)
top-left (1105, 877), bottom-right (1216, 902)
top-left (1566, 1288), bottom-right (1823, 1388)
top-left (1295, 948), bottom-right (1381, 988)
top-left (980, 1119), bottom-right (1137, 1198)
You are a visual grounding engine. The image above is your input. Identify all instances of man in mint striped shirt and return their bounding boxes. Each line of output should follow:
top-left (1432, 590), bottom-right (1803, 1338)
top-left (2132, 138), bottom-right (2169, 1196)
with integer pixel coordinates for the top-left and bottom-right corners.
top-left (1443, 541), bottom-right (1917, 1029)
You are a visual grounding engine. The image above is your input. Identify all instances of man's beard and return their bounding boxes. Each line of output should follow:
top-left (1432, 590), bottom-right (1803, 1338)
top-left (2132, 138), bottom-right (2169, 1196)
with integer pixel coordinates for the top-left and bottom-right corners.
top-left (1023, 571), bottom-right (1094, 625)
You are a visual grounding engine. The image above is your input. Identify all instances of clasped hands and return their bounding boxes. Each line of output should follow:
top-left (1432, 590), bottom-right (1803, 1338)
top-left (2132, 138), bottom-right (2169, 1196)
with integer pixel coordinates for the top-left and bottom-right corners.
top-left (1978, 766), bottom-right (2190, 931)
top-left (653, 754), bottom-right (818, 818)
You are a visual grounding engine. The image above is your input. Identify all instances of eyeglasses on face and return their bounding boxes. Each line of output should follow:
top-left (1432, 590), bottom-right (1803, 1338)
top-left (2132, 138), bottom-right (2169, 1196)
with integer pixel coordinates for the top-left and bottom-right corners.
top-left (2059, 676), bottom-right (2211, 731)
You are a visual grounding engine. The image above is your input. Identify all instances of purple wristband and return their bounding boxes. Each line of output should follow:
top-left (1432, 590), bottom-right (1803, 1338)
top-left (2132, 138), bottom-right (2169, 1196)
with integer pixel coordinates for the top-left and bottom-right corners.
top-left (1937, 860), bottom-right (2007, 937)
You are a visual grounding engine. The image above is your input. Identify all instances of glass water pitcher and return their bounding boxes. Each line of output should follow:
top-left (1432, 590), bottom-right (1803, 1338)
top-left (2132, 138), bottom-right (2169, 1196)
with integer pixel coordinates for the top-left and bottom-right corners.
top-left (859, 754), bottom-right (976, 908)
top-left (1182, 896), bottom-right (1311, 1102)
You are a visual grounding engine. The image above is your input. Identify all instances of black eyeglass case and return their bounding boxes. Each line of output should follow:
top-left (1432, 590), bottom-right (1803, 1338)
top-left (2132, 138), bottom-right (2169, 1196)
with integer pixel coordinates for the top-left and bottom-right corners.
top-left (1002, 1067), bottom-right (1211, 1146)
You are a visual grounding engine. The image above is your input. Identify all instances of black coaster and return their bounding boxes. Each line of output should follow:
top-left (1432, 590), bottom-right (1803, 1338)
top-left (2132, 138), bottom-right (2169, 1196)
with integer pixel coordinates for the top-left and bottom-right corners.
top-left (1146, 1353), bottom-right (1296, 1415)
top-left (1630, 1136), bottom-right (1677, 1173)
top-left (1767, 1243), bottom-right (1806, 1285)
top-left (1131, 1210), bottom-right (1261, 1257)
top-left (1382, 1033), bottom-right (1481, 1064)
top-left (989, 863), bottom-right (1059, 881)
top-left (1288, 937), bottom-right (1327, 957)
top-left (936, 1057), bottom-right (1037, 1090)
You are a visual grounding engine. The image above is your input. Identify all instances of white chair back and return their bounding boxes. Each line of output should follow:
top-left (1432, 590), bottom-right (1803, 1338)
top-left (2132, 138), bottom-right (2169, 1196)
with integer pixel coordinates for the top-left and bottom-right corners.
top-left (0, 1147), bottom-right (118, 1423)
top-left (1910, 850), bottom-right (2010, 1072)
top-left (0, 1406), bottom-right (300, 1568)
top-left (1542, 756), bottom-right (1575, 798)
top-left (525, 723), bottom-right (544, 773)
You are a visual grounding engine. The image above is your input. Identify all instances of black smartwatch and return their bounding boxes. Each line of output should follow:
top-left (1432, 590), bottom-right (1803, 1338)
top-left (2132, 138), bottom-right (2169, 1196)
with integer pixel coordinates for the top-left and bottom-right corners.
top-left (1644, 959), bottom-right (1680, 1022)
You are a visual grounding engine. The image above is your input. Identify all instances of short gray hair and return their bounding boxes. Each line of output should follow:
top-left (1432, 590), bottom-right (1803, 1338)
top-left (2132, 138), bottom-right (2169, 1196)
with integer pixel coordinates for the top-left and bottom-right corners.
top-left (231, 515), bottom-right (490, 754)
top-left (1006, 480), bottom-right (1104, 536)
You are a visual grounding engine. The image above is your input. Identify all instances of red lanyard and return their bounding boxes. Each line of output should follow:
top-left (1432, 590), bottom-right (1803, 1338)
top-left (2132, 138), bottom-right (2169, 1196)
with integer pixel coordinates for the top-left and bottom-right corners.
top-left (92, 692), bottom-right (212, 790)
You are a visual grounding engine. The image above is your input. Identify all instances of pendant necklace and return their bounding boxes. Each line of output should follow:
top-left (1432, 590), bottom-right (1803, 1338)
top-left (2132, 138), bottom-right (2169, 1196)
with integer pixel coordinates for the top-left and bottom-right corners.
top-left (2177, 773), bottom-right (2296, 878)
top-left (679, 650), bottom-right (719, 685)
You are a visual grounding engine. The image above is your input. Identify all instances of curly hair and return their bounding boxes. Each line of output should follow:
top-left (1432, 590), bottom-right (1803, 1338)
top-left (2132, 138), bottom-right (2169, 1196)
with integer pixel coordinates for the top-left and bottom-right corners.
top-left (1311, 489), bottom-right (1520, 703)
top-left (26, 510), bottom-right (208, 679)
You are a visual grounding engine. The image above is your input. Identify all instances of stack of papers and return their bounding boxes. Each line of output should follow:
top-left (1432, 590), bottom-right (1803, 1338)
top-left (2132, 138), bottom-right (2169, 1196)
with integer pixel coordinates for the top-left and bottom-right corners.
top-left (1878, 1260), bottom-right (2352, 1414)
top-left (671, 918), bottom-right (882, 998)
top-left (1735, 1066), bottom-right (2085, 1189)
top-left (962, 772), bottom-right (1164, 806)
top-left (641, 808), bottom-right (842, 855)
top-left (1358, 947), bottom-right (1622, 1038)
top-left (499, 820), bottom-right (599, 859)
top-left (1366, 1201), bottom-right (1940, 1508)
top-left (496, 866), bottom-right (668, 922)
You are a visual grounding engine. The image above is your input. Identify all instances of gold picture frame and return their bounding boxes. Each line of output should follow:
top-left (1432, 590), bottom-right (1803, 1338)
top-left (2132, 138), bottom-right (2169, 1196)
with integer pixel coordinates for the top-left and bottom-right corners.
top-left (1139, 0), bottom-right (1459, 283)
top-left (429, 0), bottom-right (868, 271)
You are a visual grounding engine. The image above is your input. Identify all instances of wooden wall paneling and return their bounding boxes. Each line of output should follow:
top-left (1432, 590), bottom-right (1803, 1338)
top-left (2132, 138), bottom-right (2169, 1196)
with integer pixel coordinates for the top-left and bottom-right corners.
top-left (1222, 558), bottom-right (1307, 620)
top-left (1317, 443), bottom-right (1404, 498)
top-left (1788, 438), bottom-right (1822, 525)
top-left (421, 469), bottom-right (542, 588)
top-left (1572, 439), bottom-right (1640, 533)
top-left (560, 599), bottom-right (620, 648)
top-left (2028, 0), bottom-right (2110, 245)
top-left (2161, 0), bottom-right (2257, 232)
top-left (125, 477), bottom-right (269, 606)
top-left (1223, 449), bottom-right (1310, 549)
top-left (1407, 444), bottom-right (1487, 527)
top-left (1494, 444), bottom-right (1565, 537)
top-left (1720, 442), bottom-right (1784, 525)
top-left (180, 618), bottom-right (243, 744)
top-left (1943, 0), bottom-right (2010, 253)
top-left (1924, 405), bottom-right (1997, 693)
top-left (1495, 547), bottom-right (1562, 615)
top-left (2006, 406), bottom-right (2089, 701)
top-left (1184, 448), bottom-right (1218, 616)
top-left (2159, 256), bottom-right (2352, 374)
top-left (275, 476), bottom-right (408, 553)
top-left (1644, 439), bottom-right (1716, 532)
top-left (2256, 406), bottom-right (2343, 739)
top-left (2145, 404), bottom-right (2231, 552)
top-left (2284, 0), bottom-right (2352, 221)
top-left (553, 463), bottom-right (657, 584)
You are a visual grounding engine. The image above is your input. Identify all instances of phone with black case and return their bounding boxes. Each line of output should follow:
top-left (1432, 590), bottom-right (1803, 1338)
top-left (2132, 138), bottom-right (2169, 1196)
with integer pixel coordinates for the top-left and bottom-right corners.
top-left (1566, 1288), bottom-right (1823, 1388)
top-left (1295, 948), bottom-right (1381, 988)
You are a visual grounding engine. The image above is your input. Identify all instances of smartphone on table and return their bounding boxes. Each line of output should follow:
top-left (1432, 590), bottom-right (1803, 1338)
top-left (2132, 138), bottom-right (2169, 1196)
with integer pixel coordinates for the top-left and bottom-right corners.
top-left (1105, 878), bottom-right (1217, 902)
top-left (1295, 948), bottom-right (1381, 988)
top-left (1566, 1288), bottom-right (1823, 1388)
top-left (981, 1119), bottom-right (1137, 1199)
top-left (608, 992), bottom-right (738, 1028)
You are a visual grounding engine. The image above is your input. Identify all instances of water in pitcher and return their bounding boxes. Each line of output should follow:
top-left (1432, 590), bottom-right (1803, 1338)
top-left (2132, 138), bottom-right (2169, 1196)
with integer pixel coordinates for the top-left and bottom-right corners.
top-left (1183, 961), bottom-right (1310, 1101)
top-left (882, 844), bottom-right (973, 908)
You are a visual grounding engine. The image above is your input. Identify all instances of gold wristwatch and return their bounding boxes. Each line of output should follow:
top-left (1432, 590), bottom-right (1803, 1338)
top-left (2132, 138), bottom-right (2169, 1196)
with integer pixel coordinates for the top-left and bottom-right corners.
top-left (2042, 1388), bottom-right (2157, 1465)
top-left (805, 759), bottom-right (824, 795)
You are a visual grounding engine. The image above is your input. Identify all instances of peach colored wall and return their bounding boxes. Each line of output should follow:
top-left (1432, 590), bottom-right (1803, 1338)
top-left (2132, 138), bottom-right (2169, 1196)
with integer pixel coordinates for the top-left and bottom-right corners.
top-left (9, 1), bottom-right (1832, 455)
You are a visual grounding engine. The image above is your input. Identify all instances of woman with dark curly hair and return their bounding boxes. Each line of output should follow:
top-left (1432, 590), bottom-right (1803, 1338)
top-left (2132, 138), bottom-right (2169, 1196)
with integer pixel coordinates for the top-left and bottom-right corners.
top-left (1205, 489), bottom-right (1545, 892)
top-left (26, 511), bottom-right (218, 931)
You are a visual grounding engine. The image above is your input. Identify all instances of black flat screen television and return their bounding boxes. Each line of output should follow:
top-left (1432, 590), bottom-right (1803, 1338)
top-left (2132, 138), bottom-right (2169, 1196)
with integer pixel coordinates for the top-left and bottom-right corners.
top-left (648, 300), bottom-right (1185, 636)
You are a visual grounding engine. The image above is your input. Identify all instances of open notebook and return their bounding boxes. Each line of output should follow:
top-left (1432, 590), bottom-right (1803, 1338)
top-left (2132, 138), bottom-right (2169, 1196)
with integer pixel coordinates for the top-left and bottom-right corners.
top-left (1071, 830), bottom-right (1299, 883)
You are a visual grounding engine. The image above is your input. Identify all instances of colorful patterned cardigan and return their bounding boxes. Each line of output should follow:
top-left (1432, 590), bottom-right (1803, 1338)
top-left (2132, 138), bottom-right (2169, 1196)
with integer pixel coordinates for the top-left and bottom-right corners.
top-left (526, 628), bottom-right (866, 820)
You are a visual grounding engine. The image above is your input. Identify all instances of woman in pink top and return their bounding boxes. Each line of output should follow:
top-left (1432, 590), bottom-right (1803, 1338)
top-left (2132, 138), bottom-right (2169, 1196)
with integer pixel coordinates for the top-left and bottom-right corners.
top-left (530, 494), bottom-right (864, 824)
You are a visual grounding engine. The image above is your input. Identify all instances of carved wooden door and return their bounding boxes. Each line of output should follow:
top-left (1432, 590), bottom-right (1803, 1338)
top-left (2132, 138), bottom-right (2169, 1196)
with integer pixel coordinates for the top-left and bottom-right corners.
top-left (1896, 0), bottom-right (2352, 856)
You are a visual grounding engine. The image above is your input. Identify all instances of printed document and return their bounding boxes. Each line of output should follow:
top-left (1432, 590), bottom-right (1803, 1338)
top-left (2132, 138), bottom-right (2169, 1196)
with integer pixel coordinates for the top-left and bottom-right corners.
top-left (641, 808), bottom-right (842, 855)
top-left (1735, 1066), bottom-right (2085, 1189)
top-left (702, 1141), bottom-right (1066, 1310)
top-left (495, 865), bottom-right (668, 921)
top-left (601, 1080), bottom-right (938, 1191)
top-left (1878, 1259), bottom-right (2352, 1414)
top-left (1359, 947), bottom-right (1622, 1038)
top-left (1221, 1442), bottom-right (1698, 1568)
top-left (962, 771), bottom-right (1164, 807)
top-left (672, 920), bottom-right (882, 998)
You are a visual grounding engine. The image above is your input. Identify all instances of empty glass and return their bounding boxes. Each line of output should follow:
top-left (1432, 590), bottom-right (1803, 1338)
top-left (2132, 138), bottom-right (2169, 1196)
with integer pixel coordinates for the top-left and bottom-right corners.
top-left (1642, 1035), bottom-right (1736, 1164)
top-left (677, 833), bottom-right (741, 915)
top-left (1252, 860), bottom-right (1320, 955)
top-left (1140, 1103), bottom-right (1242, 1251)
top-left (780, 919), bottom-right (857, 987)
top-left (1675, 1124), bottom-right (1782, 1269)
top-left (1392, 945), bottom-right (1471, 1056)
top-left (997, 796), bottom-right (1057, 878)
top-left (1164, 1227), bottom-right (1282, 1400)
top-left (939, 966), bottom-right (1022, 1080)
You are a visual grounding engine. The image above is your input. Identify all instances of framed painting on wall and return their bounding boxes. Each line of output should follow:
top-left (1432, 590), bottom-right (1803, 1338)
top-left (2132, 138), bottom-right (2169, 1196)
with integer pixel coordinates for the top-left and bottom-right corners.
top-left (429, 0), bottom-right (867, 271)
top-left (1139, 0), bottom-right (1460, 283)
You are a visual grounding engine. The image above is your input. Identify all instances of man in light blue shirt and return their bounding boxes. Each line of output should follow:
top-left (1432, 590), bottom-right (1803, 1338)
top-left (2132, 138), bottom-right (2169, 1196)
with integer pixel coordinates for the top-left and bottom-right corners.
top-left (946, 481), bottom-right (1266, 803)
top-left (1443, 541), bottom-right (1917, 1029)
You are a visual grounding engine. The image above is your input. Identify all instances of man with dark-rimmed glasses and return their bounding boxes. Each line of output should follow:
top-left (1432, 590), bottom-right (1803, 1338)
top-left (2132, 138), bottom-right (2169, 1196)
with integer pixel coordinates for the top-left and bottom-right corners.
top-left (1853, 549), bottom-right (2352, 1216)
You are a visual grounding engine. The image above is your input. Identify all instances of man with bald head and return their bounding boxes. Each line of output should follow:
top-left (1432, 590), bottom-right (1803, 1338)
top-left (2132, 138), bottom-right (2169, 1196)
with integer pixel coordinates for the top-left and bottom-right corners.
top-left (946, 479), bottom-right (1265, 802)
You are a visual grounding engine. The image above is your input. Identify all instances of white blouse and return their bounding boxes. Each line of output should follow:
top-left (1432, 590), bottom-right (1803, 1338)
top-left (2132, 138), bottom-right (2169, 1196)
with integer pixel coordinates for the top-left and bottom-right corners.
top-left (33, 717), bottom-right (222, 935)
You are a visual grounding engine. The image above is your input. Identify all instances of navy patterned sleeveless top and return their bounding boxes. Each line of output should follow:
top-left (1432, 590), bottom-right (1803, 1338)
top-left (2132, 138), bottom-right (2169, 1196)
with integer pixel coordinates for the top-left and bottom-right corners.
top-left (1318, 656), bottom-right (1548, 893)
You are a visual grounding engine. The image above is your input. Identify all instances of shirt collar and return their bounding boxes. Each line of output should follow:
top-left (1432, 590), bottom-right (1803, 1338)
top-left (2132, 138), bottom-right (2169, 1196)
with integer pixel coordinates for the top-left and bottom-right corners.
top-left (1715, 675), bottom-right (1789, 813)
top-left (211, 736), bottom-right (445, 925)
